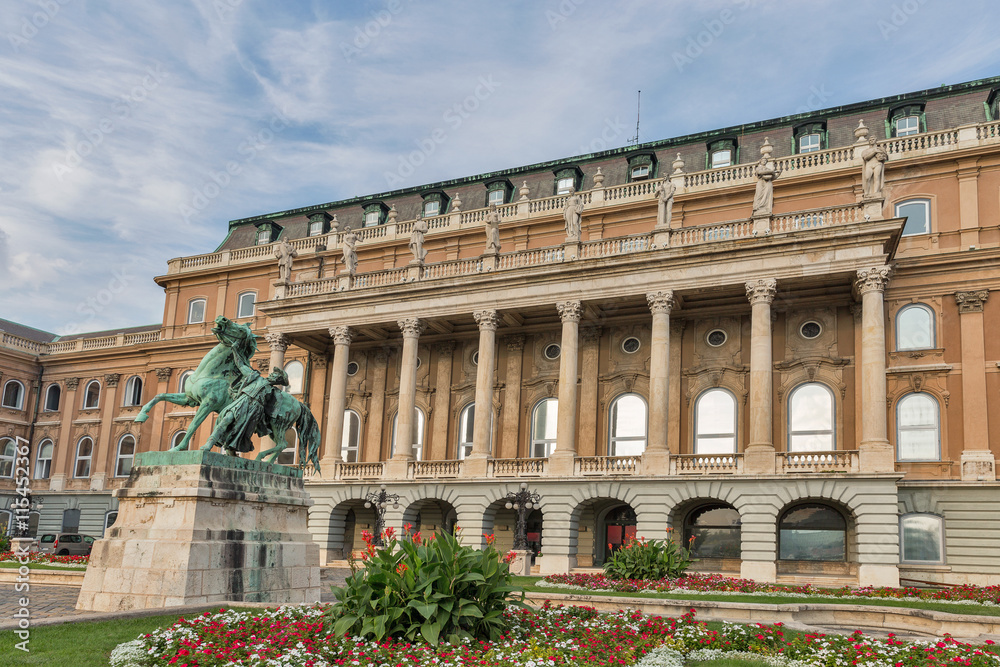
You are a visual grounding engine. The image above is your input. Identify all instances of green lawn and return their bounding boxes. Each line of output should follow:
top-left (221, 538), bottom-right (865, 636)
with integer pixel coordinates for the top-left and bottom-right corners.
top-left (513, 576), bottom-right (1000, 618)
top-left (0, 562), bottom-right (88, 571)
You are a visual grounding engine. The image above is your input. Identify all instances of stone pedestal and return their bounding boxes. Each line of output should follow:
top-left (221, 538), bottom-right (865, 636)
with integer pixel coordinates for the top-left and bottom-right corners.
top-left (76, 450), bottom-right (320, 612)
top-left (509, 549), bottom-right (532, 576)
top-left (960, 450), bottom-right (997, 481)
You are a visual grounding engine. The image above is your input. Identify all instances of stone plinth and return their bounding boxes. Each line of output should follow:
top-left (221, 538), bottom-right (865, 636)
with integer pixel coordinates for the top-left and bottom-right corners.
top-left (76, 450), bottom-right (320, 612)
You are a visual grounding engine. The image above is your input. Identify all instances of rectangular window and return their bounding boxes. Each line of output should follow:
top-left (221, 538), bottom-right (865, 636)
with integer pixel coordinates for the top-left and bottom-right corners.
top-left (895, 115), bottom-right (920, 137)
top-left (630, 165), bottom-right (649, 180)
top-left (423, 200), bottom-right (440, 217)
top-left (363, 210), bottom-right (381, 227)
top-left (188, 299), bottom-right (206, 324)
top-left (799, 133), bottom-right (821, 153)
top-left (256, 230), bottom-right (271, 245)
top-left (895, 200), bottom-right (930, 236)
top-left (487, 189), bottom-right (505, 206)
top-left (237, 292), bottom-right (256, 319)
top-left (308, 220), bottom-right (324, 236)
top-left (62, 509), bottom-right (81, 533)
top-left (711, 150), bottom-right (732, 168)
top-left (556, 177), bottom-right (576, 194)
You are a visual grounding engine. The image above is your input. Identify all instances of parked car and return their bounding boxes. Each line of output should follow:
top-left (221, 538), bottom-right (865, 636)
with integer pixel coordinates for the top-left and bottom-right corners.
top-left (37, 533), bottom-right (95, 556)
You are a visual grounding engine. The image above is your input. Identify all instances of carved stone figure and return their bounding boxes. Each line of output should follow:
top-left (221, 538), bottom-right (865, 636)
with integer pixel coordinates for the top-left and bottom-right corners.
top-left (654, 180), bottom-right (676, 228)
top-left (409, 215), bottom-right (428, 263)
top-left (752, 156), bottom-right (782, 217)
top-left (563, 192), bottom-right (583, 242)
top-left (341, 230), bottom-right (358, 275)
top-left (861, 137), bottom-right (888, 199)
top-left (484, 204), bottom-right (501, 254)
top-left (274, 238), bottom-right (298, 283)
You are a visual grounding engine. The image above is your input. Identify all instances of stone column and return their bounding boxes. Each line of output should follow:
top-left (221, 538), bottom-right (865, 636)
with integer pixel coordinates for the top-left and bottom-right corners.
top-left (578, 327), bottom-right (601, 457)
top-left (96, 373), bottom-right (121, 491)
top-left (364, 350), bottom-right (388, 464)
top-left (50, 377), bottom-right (79, 491)
top-left (645, 291), bottom-right (674, 473)
top-left (500, 336), bottom-right (525, 459)
top-left (955, 290), bottom-right (995, 480)
top-left (667, 320), bottom-right (686, 455)
top-left (387, 318), bottom-right (423, 477)
top-left (745, 279), bottom-right (777, 475)
top-left (856, 266), bottom-right (894, 473)
top-left (466, 310), bottom-right (499, 477)
top-left (265, 332), bottom-right (291, 373)
top-left (321, 326), bottom-right (352, 473)
top-left (549, 301), bottom-right (582, 475)
top-left (150, 368), bottom-right (173, 450)
top-left (430, 343), bottom-right (455, 462)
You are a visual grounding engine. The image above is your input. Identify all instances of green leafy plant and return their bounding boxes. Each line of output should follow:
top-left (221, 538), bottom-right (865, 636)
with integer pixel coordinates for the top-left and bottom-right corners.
top-left (0, 535), bottom-right (11, 554)
top-left (602, 533), bottom-right (695, 581)
top-left (325, 527), bottom-right (524, 645)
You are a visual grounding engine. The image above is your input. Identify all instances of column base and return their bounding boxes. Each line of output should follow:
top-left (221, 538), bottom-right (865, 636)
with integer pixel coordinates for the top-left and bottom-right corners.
top-left (383, 459), bottom-right (410, 480)
top-left (652, 229), bottom-right (671, 249)
top-left (48, 474), bottom-right (66, 491)
top-left (752, 214), bottom-right (771, 234)
top-left (862, 196), bottom-right (885, 220)
top-left (743, 446), bottom-right (776, 475)
top-left (562, 241), bottom-right (581, 260)
top-left (546, 453), bottom-right (575, 476)
top-left (740, 560), bottom-right (776, 583)
top-left (960, 450), bottom-right (996, 481)
top-left (859, 441), bottom-right (895, 473)
top-left (641, 449), bottom-right (669, 475)
top-left (462, 455), bottom-right (489, 478)
top-left (858, 563), bottom-right (899, 588)
top-left (317, 458), bottom-right (341, 480)
top-left (538, 553), bottom-right (576, 575)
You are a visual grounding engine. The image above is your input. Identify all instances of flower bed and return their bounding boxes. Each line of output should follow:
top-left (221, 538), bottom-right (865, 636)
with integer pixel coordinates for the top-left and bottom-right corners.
top-left (0, 550), bottom-right (90, 566)
top-left (109, 604), bottom-right (1000, 667)
top-left (542, 572), bottom-right (1000, 605)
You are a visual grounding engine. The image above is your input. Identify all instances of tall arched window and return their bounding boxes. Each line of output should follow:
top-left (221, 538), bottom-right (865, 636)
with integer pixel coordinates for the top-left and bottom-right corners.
top-left (391, 408), bottom-right (425, 460)
top-left (177, 370), bottom-right (193, 393)
top-left (236, 291), bottom-right (256, 319)
top-left (779, 503), bottom-right (847, 561)
top-left (170, 431), bottom-right (187, 449)
top-left (44, 384), bottom-right (61, 412)
top-left (83, 380), bottom-right (101, 409)
top-left (341, 410), bottom-right (361, 462)
top-left (897, 393), bottom-right (940, 461)
top-left (694, 389), bottom-right (737, 454)
top-left (0, 438), bottom-right (15, 478)
top-left (530, 398), bottom-right (558, 458)
top-left (895, 199), bottom-right (930, 236)
top-left (187, 298), bottom-right (207, 324)
top-left (457, 403), bottom-right (475, 459)
top-left (284, 361), bottom-right (304, 394)
top-left (115, 435), bottom-right (136, 477)
top-left (896, 304), bottom-right (935, 350)
top-left (608, 393), bottom-right (647, 456)
top-left (123, 375), bottom-right (143, 406)
top-left (35, 440), bottom-right (54, 479)
top-left (684, 504), bottom-right (741, 559)
top-left (2, 380), bottom-right (24, 410)
top-left (74, 437), bottom-right (94, 478)
top-left (788, 383), bottom-right (835, 451)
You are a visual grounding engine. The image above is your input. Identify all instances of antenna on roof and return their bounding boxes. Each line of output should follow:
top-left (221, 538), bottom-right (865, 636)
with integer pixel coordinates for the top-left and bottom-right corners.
top-left (628, 90), bottom-right (641, 147)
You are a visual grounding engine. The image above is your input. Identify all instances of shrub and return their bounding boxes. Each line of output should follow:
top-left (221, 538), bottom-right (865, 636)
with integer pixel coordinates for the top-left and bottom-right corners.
top-left (603, 534), bottom-right (694, 581)
top-left (0, 535), bottom-right (10, 554)
top-left (325, 528), bottom-right (524, 645)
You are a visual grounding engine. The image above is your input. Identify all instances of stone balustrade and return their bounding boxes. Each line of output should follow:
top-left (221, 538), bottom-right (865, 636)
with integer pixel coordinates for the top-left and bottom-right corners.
top-left (0, 328), bottom-right (163, 356)
top-left (670, 454), bottom-right (743, 474)
top-left (777, 450), bottom-right (859, 473)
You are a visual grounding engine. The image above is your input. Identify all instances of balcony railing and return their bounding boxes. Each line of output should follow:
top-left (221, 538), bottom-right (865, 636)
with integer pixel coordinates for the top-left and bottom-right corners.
top-left (670, 454), bottom-right (742, 474)
top-left (0, 328), bottom-right (163, 356)
top-left (777, 451), bottom-right (859, 473)
top-left (489, 458), bottom-right (547, 477)
top-left (411, 460), bottom-right (463, 478)
top-left (576, 455), bottom-right (641, 475)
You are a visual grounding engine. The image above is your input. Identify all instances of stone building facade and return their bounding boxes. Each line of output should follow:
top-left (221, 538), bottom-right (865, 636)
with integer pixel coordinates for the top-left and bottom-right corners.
top-left (3, 77), bottom-right (1000, 588)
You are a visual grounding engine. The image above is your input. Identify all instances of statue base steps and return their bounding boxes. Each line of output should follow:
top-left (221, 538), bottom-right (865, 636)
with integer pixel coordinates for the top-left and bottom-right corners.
top-left (76, 450), bottom-right (320, 612)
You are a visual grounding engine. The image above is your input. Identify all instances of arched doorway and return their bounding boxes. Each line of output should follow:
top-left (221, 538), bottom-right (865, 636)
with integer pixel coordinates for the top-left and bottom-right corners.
top-left (402, 499), bottom-right (458, 539)
top-left (327, 499), bottom-right (377, 562)
top-left (483, 500), bottom-right (544, 561)
top-left (682, 503), bottom-right (741, 574)
top-left (571, 498), bottom-right (639, 567)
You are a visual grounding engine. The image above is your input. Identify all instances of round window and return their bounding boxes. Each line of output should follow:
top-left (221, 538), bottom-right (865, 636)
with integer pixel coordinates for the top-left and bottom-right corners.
top-left (621, 337), bottom-right (641, 354)
top-left (472, 351), bottom-right (479, 366)
top-left (800, 321), bottom-right (822, 339)
top-left (543, 343), bottom-right (561, 360)
top-left (706, 329), bottom-right (727, 347)
top-left (346, 361), bottom-right (359, 376)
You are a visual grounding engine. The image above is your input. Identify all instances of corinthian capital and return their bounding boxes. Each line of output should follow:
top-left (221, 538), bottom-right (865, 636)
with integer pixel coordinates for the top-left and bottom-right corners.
top-left (955, 290), bottom-right (989, 314)
top-left (398, 318), bottom-right (425, 338)
top-left (745, 278), bottom-right (777, 305)
top-left (65, 377), bottom-right (80, 390)
top-left (264, 331), bottom-right (291, 352)
top-left (154, 367), bottom-right (173, 382)
top-left (556, 300), bottom-right (582, 323)
top-left (104, 373), bottom-right (121, 388)
top-left (329, 325), bottom-right (354, 346)
top-left (855, 266), bottom-right (893, 296)
top-left (646, 290), bottom-right (676, 314)
top-left (473, 309), bottom-right (500, 331)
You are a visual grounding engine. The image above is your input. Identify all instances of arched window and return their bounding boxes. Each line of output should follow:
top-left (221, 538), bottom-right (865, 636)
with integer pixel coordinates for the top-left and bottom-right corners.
top-left (341, 410), bottom-right (361, 462)
top-left (284, 361), bottom-right (304, 394)
top-left (608, 393), bottom-right (647, 456)
top-left (391, 408), bottom-right (425, 460)
top-left (237, 291), bottom-right (256, 319)
top-left (44, 384), bottom-right (61, 412)
top-left (170, 431), bottom-right (187, 449)
top-left (74, 437), bottom-right (94, 478)
top-left (694, 389), bottom-right (737, 454)
top-left (0, 438), bottom-right (15, 478)
top-left (123, 375), bottom-right (143, 407)
top-left (788, 383), bottom-right (835, 451)
top-left (177, 371), bottom-right (193, 393)
top-left (115, 435), bottom-right (136, 477)
top-left (457, 403), bottom-right (476, 459)
top-left (900, 513), bottom-right (945, 563)
top-left (530, 398), bottom-right (558, 458)
top-left (897, 393), bottom-right (940, 461)
top-left (684, 504), bottom-right (741, 559)
top-left (896, 304), bottom-right (935, 350)
top-left (83, 380), bottom-right (101, 409)
top-left (35, 440), bottom-right (54, 479)
top-left (104, 511), bottom-right (119, 536)
top-left (894, 199), bottom-right (931, 236)
top-left (187, 298), bottom-right (207, 324)
top-left (779, 503), bottom-right (847, 561)
top-left (2, 380), bottom-right (24, 410)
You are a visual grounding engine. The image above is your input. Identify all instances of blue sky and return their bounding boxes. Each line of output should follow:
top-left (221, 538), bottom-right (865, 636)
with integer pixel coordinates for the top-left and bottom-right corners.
top-left (1, 0), bottom-right (998, 335)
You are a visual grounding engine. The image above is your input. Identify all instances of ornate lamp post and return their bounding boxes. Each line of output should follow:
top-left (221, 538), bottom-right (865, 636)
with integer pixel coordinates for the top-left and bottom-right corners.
top-left (504, 483), bottom-right (541, 551)
top-left (364, 484), bottom-right (399, 547)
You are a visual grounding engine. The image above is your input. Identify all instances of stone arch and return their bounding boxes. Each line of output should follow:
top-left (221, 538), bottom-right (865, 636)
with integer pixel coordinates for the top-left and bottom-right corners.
top-left (316, 486), bottom-right (381, 564)
top-left (482, 488), bottom-right (545, 556)
top-left (775, 497), bottom-right (856, 567)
